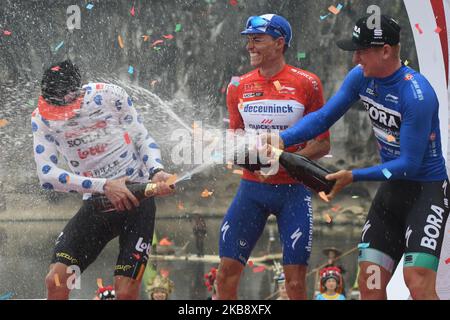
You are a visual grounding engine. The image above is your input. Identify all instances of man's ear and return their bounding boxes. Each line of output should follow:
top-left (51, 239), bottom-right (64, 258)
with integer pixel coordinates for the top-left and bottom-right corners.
top-left (276, 37), bottom-right (286, 51)
top-left (382, 44), bottom-right (391, 59)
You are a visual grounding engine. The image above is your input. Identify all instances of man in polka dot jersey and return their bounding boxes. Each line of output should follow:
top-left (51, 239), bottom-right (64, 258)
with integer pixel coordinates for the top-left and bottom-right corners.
top-left (32, 60), bottom-right (174, 300)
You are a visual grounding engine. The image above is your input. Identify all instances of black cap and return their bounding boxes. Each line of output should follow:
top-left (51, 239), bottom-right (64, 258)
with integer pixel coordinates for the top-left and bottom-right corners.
top-left (41, 60), bottom-right (81, 105)
top-left (336, 15), bottom-right (401, 51)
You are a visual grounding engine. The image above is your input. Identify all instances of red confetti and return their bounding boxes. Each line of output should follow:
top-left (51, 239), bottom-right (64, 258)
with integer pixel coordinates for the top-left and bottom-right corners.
top-left (445, 258), bottom-right (450, 264)
top-left (124, 132), bottom-right (131, 144)
top-left (248, 260), bottom-right (254, 267)
top-left (163, 34), bottom-right (174, 40)
top-left (415, 23), bottom-right (423, 34)
top-left (252, 266), bottom-right (266, 273)
top-left (130, 6), bottom-right (135, 16)
top-left (230, 0), bottom-right (238, 6)
top-left (3, 30), bottom-right (12, 36)
top-left (151, 39), bottom-right (164, 47)
top-left (220, 87), bottom-right (226, 94)
top-left (51, 66), bottom-right (61, 71)
top-left (132, 253), bottom-right (141, 260)
top-left (435, 26), bottom-right (442, 33)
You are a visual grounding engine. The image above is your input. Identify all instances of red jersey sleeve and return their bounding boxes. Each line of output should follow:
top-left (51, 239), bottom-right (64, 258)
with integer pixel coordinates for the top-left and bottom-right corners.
top-left (306, 74), bottom-right (330, 141)
top-left (226, 78), bottom-right (244, 130)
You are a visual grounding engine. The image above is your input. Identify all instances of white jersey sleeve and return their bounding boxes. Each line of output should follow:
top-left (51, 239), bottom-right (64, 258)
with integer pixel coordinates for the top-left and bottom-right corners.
top-left (109, 86), bottom-right (164, 175)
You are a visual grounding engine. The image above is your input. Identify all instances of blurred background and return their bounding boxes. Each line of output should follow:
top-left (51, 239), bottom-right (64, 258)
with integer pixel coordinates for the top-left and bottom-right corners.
top-left (0, 0), bottom-right (418, 299)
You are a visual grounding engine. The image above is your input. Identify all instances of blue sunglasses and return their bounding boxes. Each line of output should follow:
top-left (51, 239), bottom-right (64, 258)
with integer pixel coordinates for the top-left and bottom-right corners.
top-left (246, 16), bottom-right (286, 38)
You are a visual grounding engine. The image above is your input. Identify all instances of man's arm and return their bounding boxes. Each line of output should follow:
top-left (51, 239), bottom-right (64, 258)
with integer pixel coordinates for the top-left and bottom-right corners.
top-left (32, 112), bottom-right (107, 194)
top-left (296, 72), bottom-right (331, 160)
top-left (325, 82), bottom-right (438, 200)
top-left (297, 138), bottom-right (330, 160)
top-left (114, 87), bottom-right (164, 177)
top-left (279, 66), bottom-right (363, 148)
top-left (113, 87), bottom-right (174, 198)
top-left (226, 77), bottom-right (245, 131)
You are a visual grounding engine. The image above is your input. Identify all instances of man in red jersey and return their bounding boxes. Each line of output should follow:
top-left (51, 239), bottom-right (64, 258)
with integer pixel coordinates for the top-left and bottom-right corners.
top-left (216, 14), bottom-right (331, 300)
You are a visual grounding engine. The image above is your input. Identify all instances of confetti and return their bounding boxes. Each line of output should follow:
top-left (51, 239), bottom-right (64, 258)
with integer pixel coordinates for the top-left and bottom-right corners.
top-left (252, 266), bottom-right (266, 273)
top-left (248, 260), bottom-right (254, 267)
top-left (118, 35), bottom-right (124, 48)
top-left (351, 195), bottom-right (359, 199)
top-left (54, 274), bottom-right (61, 287)
top-left (230, 0), bottom-right (238, 6)
top-left (175, 24), bottom-right (182, 32)
top-left (201, 189), bottom-right (213, 197)
top-left (86, 3), bottom-right (94, 10)
top-left (51, 66), bottom-right (61, 71)
top-left (232, 169), bottom-right (243, 175)
top-left (273, 80), bottom-right (282, 91)
top-left (445, 258), bottom-right (450, 264)
top-left (318, 191), bottom-right (330, 203)
top-left (328, 5), bottom-right (341, 15)
top-left (387, 135), bottom-right (396, 142)
top-left (324, 154), bottom-right (333, 158)
top-left (336, 3), bottom-right (344, 11)
top-left (54, 41), bottom-right (64, 52)
top-left (404, 60), bottom-right (409, 66)
top-left (150, 80), bottom-right (158, 87)
top-left (331, 205), bottom-right (341, 212)
top-left (0, 119), bottom-right (9, 127)
top-left (324, 213), bottom-right (333, 223)
top-left (435, 26), bottom-right (442, 33)
top-left (382, 168), bottom-right (392, 179)
top-left (3, 30), bottom-right (12, 36)
top-left (163, 34), bottom-right (174, 40)
top-left (357, 242), bottom-right (370, 249)
top-left (130, 5), bottom-right (135, 17)
top-left (220, 87), bottom-right (227, 94)
top-left (297, 52), bottom-right (306, 60)
top-left (142, 35), bottom-right (150, 42)
top-left (97, 278), bottom-right (103, 288)
top-left (238, 99), bottom-right (244, 110)
top-left (151, 39), bottom-right (164, 47)
top-left (159, 237), bottom-right (173, 246)
top-left (153, 47), bottom-right (161, 51)
top-left (415, 23), bottom-right (423, 34)
top-left (128, 66), bottom-right (134, 75)
top-left (320, 14), bottom-right (331, 20)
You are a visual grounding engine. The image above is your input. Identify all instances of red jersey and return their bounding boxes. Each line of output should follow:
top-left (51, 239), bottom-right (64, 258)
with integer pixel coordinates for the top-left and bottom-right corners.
top-left (227, 64), bottom-right (330, 184)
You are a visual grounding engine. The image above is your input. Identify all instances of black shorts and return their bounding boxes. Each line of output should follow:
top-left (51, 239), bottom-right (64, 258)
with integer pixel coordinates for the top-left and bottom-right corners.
top-left (358, 180), bottom-right (449, 272)
top-left (51, 197), bottom-right (156, 280)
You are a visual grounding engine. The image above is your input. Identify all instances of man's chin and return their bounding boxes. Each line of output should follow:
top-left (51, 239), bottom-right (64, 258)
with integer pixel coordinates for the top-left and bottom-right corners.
top-left (250, 59), bottom-right (261, 68)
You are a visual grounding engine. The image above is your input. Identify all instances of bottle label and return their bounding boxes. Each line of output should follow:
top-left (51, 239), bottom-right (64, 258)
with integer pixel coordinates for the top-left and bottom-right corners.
top-left (144, 183), bottom-right (157, 197)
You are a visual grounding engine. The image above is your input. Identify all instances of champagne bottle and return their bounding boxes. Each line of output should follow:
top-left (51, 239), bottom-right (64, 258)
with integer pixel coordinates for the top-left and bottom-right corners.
top-left (233, 144), bottom-right (271, 172)
top-left (272, 148), bottom-right (336, 194)
top-left (90, 182), bottom-right (158, 212)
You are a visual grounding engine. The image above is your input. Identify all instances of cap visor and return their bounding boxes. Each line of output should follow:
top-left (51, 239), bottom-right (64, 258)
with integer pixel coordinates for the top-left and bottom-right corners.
top-left (240, 28), bottom-right (267, 35)
top-left (336, 39), bottom-right (369, 51)
top-left (38, 95), bottom-right (82, 121)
